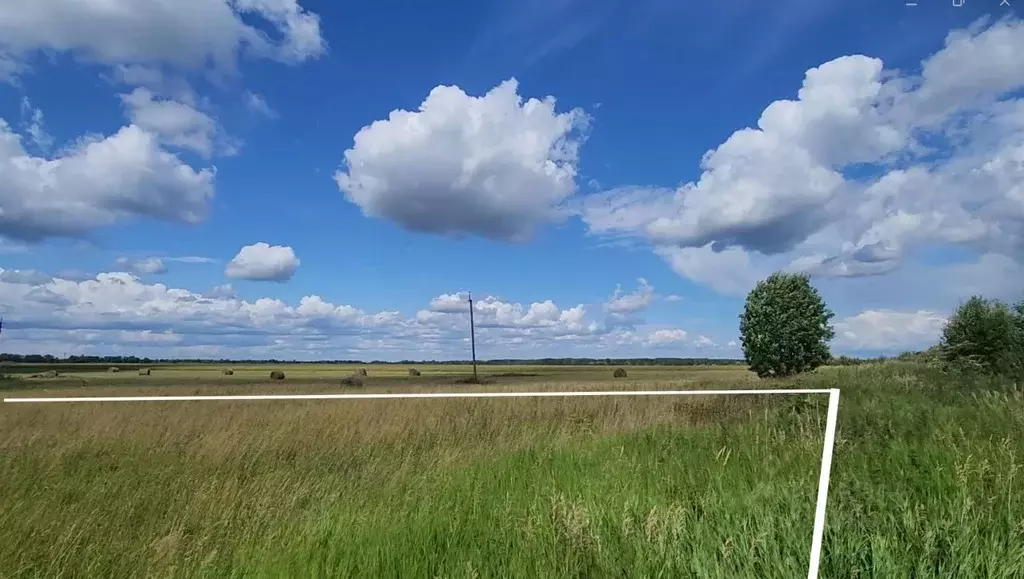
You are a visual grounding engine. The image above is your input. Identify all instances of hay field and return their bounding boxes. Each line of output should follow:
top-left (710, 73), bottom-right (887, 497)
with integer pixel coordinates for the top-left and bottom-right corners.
top-left (2, 363), bottom-right (1023, 577)
top-left (2, 362), bottom-right (751, 388)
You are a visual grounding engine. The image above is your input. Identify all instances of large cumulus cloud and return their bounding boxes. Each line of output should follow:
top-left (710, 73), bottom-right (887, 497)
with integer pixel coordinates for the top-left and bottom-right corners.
top-left (335, 79), bottom-right (589, 242)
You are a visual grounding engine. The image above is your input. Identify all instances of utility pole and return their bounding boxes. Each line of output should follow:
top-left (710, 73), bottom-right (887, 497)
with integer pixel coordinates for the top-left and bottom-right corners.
top-left (468, 292), bottom-right (478, 381)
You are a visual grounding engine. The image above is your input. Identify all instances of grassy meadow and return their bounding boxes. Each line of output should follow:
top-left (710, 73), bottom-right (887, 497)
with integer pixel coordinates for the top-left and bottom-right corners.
top-left (1, 363), bottom-right (1023, 577)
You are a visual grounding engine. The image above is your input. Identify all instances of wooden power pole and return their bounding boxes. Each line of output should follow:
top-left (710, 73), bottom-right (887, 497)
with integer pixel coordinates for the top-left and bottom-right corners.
top-left (468, 292), bottom-right (478, 381)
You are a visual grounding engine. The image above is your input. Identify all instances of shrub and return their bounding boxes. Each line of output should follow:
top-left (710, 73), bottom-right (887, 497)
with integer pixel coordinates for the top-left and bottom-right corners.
top-left (356, 368), bottom-right (368, 376)
top-left (138, 368), bottom-right (151, 376)
top-left (341, 376), bottom-right (363, 387)
top-left (269, 370), bottom-right (286, 380)
top-left (739, 272), bottom-right (835, 378)
top-left (830, 355), bottom-right (862, 366)
top-left (940, 296), bottom-right (1023, 378)
top-left (222, 369), bottom-right (234, 376)
top-left (613, 368), bottom-right (627, 378)
top-left (408, 368), bottom-right (421, 376)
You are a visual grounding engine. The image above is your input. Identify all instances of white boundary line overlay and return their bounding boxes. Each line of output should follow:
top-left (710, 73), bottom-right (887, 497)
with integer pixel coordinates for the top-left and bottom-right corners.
top-left (4, 387), bottom-right (841, 579)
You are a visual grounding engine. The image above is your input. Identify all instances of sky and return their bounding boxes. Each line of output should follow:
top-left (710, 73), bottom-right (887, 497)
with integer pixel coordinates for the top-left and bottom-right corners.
top-left (0, 0), bottom-right (1022, 361)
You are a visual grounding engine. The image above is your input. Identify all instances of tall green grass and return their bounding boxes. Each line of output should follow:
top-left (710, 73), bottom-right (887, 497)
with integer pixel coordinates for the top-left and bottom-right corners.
top-left (1, 364), bottom-right (1022, 577)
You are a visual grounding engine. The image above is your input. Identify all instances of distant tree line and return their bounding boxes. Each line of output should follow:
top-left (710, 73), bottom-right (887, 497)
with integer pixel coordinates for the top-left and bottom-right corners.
top-left (0, 353), bottom-right (745, 366)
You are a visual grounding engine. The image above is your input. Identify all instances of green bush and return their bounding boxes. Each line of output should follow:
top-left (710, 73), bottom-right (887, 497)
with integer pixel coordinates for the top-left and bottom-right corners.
top-left (940, 296), bottom-right (1023, 378)
top-left (739, 272), bottom-right (835, 378)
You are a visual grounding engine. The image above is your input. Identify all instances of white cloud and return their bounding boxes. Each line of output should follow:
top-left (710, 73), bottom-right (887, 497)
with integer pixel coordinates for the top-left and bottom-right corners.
top-left (107, 64), bottom-right (198, 103)
top-left (0, 0), bottom-right (326, 81)
top-left (0, 274), bottom-right (636, 359)
top-left (419, 292), bottom-right (601, 338)
top-left (581, 54), bottom-right (893, 254)
top-left (114, 257), bottom-right (168, 275)
top-left (655, 244), bottom-right (776, 298)
top-left (112, 64), bottom-right (168, 89)
top-left (835, 309), bottom-right (948, 351)
top-left (0, 268), bottom-right (52, 285)
top-left (0, 272), bottom-right (399, 344)
top-left (204, 283), bottom-right (236, 299)
top-left (664, 294), bottom-right (683, 302)
top-left (166, 255), bottom-right (218, 264)
top-left (0, 272), bottom-right (753, 359)
top-left (243, 90), bottom-right (278, 118)
top-left (604, 278), bottom-right (655, 315)
top-left (120, 88), bottom-right (235, 157)
top-left (225, 242), bottom-right (300, 282)
top-left (0, 118), bottom-right (214, 242)
top-left (578, 18), bottom-right (1024, 306)
top-left (428, 292), bottom-right (471, 313)
top-left (117, 329), bottom-right (182, 344)
top-left (233, 0), bottom-right (327, 64)
top-left (645, 328), bottom-right (688, 346)
top-left (335, 78), bottom-right (589, 242)
top-left (19, 97), bottom-right (52, 151)
top-left (694, 335), bottom-right (717, 348)
top-left (53, 270), bottom-right (93, 282)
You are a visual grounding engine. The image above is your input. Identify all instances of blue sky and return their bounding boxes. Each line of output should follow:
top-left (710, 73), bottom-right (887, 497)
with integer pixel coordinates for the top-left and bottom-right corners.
top-left (0, 0), bottom-right (1022, 360)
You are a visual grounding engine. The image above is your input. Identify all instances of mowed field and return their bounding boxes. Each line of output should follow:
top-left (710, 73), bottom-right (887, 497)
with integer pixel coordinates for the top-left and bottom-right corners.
top-left (2, 363), bottom-right (1023, 578)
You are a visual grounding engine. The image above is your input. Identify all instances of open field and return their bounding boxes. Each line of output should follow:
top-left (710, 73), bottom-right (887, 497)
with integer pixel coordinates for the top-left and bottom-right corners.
top-left (2, 363), bottom-right (1023, 577)
top-left (0, 362), bottom-right (752, 389)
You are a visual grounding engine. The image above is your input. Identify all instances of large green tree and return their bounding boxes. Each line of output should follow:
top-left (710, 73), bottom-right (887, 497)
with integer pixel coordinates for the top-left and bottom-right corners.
top-left (739, 272), bottom-right (835, 378)
top-left (940, 296), bottom-right (1023, 377)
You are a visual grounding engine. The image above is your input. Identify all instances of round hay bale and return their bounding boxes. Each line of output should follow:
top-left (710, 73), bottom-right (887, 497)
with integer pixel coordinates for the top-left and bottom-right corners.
top-left (222, 369), bottom-right (234, 376)
top-left (408, 368), bottom-right (421, 376)
top-left (108, 366), bottom-right (120, 373)
top-left (138, 368), bottom-right (151, 376)
top-left (341, 376), bottom-right (364, 387)
top-left (356, 368), bottom-right (368, 376)
top-left (613, 368), bottom-right (628, 378)
top-left (269, 370), bottom-right (286, 380)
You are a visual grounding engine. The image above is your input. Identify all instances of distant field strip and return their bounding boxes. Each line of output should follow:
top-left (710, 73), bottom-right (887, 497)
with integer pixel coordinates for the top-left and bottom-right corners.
top-left (4, 387), bottom-right (841, 579)
top-left (4, 388), bottom-right (833, 403)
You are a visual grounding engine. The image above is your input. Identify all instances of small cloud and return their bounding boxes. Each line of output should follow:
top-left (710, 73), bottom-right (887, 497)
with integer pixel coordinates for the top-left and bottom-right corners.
top-left (114, 257), bottom-right (167, 274)
top-left (20, 97), bottom-right (53, 152)
top-left (694, 335), bottom-right (717, 348)
top-left (646, 328), bottom-right (688, 346)
top-left (166, 255), bottom-right (218, 264)
top-left (55, 269), bottom-right (94, 282)
top-left (204, 283), bottom-right (236, 299)
top-left (604, 278), bottom-right (655, 315)
top-left (428, 292), bottom-right (471, 313)
top-left (243, 90), bottom-right (278, 119)
top-left (225, 242), bottom-right (299, 282)
top-left (664, 294), bottom-right (683, 302)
